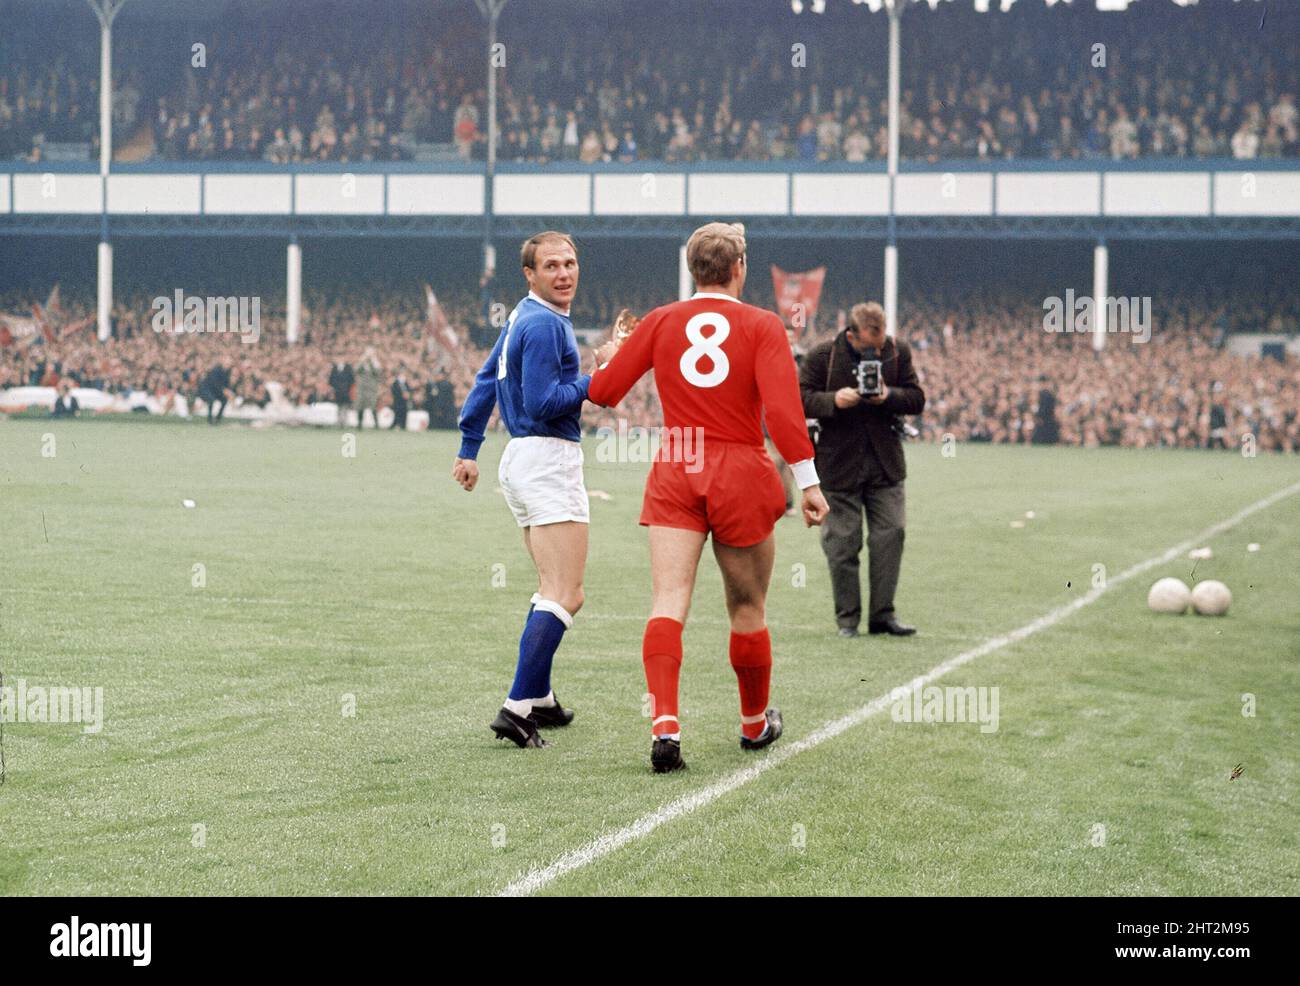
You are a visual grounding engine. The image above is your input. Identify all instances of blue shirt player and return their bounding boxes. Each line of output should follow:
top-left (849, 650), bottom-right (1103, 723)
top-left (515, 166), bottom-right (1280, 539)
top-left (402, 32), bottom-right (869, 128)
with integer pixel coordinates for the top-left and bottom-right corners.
top-left (452, 231), bottom-right (612, 750)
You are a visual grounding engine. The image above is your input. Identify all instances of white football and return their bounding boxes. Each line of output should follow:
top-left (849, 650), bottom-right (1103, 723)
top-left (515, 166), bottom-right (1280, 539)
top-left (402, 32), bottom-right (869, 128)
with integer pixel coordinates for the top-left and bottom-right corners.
top-left (1147, 577), bottom-right (1191, 614)
top-left (1191, 580), bottom-right (1232, 617)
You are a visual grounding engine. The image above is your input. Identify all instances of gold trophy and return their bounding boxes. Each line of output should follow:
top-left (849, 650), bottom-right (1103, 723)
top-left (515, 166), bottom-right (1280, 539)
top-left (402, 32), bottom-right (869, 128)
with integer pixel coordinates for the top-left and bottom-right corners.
top-left (591, 309), bottom-right (639, 372)
top-left (613, 308), bottom-right (639, 343)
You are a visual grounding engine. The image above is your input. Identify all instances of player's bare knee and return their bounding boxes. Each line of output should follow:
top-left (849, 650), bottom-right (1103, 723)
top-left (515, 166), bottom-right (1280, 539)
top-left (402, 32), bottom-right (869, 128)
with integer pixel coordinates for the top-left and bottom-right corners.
top-left (650, 593), bottom-right (690, 623)
top-left (729, 598), bottom-right (765, 625)
top-left (730, 603), bottom-right (766, 634)
top-left (565, 586), bottom-right (585, 615)
top-left (725, 577), bottom-right (765, 608)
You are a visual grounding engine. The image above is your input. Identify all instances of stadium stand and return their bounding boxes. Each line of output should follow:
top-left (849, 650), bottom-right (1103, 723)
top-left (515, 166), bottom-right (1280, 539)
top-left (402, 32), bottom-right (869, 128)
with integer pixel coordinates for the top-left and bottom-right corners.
top-left (3, 0), bottom-right (1296, 164)
top-left (3, 276), bottom-right (1297, 452)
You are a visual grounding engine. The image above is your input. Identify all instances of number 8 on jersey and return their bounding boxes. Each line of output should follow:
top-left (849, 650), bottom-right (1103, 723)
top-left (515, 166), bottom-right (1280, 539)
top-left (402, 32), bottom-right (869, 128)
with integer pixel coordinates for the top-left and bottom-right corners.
top-left (679, 311), bottom-right (730, 388)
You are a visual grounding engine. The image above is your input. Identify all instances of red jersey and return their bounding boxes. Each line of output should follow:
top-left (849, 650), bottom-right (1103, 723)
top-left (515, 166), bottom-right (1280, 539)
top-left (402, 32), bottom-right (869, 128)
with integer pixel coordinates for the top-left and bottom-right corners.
top-left (588, 292), bottom-right (815, 468)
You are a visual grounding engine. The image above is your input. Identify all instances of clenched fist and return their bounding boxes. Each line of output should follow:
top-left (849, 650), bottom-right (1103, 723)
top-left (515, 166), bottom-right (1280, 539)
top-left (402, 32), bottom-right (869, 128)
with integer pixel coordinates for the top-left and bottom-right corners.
top-left (801, 485), bottom-right (830, 527)
top-left (452, 457), bottom-right (479, 492)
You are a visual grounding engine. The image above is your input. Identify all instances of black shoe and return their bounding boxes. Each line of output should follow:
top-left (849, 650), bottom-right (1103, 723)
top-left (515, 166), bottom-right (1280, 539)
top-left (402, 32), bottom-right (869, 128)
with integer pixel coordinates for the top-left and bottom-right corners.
top-left (528, 695), bottom-right (575, 728)
top-left (651, 737), bottom-right (686, 773)
top-left (490, 707), bottom-right (549, 748)
top-left (740, 708), bottom-right (784, 751)
top-left (868, 618), bottom-right (916, 637)
top-left (837, 626), bottom-right (860, 638)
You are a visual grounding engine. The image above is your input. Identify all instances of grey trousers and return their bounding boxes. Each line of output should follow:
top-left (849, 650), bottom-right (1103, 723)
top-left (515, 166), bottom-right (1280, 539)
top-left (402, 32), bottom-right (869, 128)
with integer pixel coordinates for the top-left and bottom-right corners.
top-left (819, 468), bottom-right (906, 629)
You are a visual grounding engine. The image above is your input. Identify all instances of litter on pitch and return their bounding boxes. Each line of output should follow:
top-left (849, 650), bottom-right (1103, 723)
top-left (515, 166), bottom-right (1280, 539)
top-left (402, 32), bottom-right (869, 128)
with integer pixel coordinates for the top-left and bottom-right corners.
top-left (1188, 546), bottom-right (1213, 560)
top-left (1247, 543), bottom-right (1261, 552)
top-left (182, 499), bottom-right (196, 509)
top-left (1010, 520), bottom-right (1025, 528)
top-left (1025, 510), bottom-right (1036, 519)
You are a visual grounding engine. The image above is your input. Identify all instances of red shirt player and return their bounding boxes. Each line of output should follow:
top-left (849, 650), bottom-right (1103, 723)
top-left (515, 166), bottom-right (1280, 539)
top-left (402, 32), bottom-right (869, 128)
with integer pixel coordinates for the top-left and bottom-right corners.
top-left (589, 222), bottom-right (829, 773)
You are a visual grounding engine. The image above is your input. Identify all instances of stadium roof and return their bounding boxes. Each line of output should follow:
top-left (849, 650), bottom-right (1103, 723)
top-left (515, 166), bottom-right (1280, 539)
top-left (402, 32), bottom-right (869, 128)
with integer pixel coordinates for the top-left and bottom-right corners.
top-left (824, 0), bottom-right (1263, 10)
top-left (14, 0), bottom-right (1268, 12)
top-left (4, 0), bottom-right (1271, 28)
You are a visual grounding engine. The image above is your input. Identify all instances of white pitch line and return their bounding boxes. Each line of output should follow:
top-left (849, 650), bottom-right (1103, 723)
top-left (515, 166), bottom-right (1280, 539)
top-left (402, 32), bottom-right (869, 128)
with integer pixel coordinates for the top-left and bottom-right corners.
top-left (498, 479), bottom-right (1300, 897)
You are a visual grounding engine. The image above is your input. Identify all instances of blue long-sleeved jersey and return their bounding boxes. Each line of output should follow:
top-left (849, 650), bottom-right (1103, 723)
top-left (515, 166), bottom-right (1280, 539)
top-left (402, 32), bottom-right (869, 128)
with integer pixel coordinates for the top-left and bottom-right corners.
top-left (456, 293), bottom-right (591, 460)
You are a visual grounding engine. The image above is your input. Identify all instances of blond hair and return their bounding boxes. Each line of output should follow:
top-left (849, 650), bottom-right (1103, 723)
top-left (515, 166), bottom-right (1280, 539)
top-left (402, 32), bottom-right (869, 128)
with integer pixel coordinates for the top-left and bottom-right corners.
top-left (850, 301), bottom-right (885, 335)
top-left (520, 231), bottom-right (577, 270)
top-left (686, 222), bottom-right (746, 287)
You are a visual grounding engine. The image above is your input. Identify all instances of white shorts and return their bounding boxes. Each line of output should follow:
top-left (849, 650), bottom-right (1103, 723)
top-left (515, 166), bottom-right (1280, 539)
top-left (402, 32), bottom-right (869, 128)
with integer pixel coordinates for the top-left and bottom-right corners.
top-left (498, 436), bottom-right (589, 528)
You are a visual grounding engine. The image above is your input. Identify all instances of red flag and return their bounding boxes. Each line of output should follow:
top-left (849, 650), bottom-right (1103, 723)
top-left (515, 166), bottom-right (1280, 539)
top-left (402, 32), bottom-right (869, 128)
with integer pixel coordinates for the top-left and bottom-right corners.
top-left (60, 315), bottom-right (95, 339)
top-left (424, 284), bottom-right (460, 351)
top-left (33, 304), bottom-right (55, 344)
top-left (770, 265), bottom-right (826, 337)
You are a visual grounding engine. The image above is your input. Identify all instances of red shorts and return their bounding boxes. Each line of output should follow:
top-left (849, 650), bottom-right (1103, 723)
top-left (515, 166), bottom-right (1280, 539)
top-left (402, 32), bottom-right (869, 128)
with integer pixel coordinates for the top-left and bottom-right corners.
top-left (639, 442), bottom-right (786, 548)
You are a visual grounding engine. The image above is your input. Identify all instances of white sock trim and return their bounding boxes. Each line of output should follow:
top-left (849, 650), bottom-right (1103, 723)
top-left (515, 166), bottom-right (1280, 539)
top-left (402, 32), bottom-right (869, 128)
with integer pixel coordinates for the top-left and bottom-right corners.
top-left (504, 697), bottom-right (532, 717)
top-left (531, 690), bottom-right (557, 708)
top-left (740, 711), bottom-right (769, 724)
top-left (533, 598), bottom-right (574, 629)
top-left (530, 592), bottom-right (542, 607)
top-left (652, 714), bottom-right (679, 727)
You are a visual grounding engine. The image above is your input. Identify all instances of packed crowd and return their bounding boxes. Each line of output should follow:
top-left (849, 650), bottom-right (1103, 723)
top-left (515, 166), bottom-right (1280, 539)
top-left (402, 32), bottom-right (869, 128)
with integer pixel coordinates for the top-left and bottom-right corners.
top-left (902, 294), bottom-right (1300, 453)
top-left (4, 283), bottom-right (1296, 453)
top-left (4, 1), bottom-right (1296, 164)
top-left (488, 3), bottom-right (1300, 165)
top-left (0, 291), bottom-right (468, 426)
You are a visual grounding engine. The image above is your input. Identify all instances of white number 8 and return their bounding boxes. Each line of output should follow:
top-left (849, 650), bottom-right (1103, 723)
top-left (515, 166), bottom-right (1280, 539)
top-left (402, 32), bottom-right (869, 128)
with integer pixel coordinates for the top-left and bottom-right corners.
top-left (680, 311), bottom-right (730, 388)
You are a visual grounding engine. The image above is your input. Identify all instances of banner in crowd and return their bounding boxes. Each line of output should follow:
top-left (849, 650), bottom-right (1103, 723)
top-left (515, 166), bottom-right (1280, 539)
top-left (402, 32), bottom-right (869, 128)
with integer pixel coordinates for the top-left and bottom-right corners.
top-left (60, 316), bottom-right (96, 340)
top-left (1, 285), bottom-right (81, 347)
top-left (424, 285), bottom-right (460, 351)
top-left (770, 265), bottom-right (826, 336)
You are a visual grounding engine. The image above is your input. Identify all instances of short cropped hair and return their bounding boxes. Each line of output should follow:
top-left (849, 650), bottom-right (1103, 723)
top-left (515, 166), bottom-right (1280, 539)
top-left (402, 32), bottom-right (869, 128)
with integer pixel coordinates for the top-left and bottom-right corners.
top-left (686, 222), bottom-right (746, 287)
top-left (521, 231), bottom-right (577, 270)
top-left (850, 301), bottom-right (886, 335)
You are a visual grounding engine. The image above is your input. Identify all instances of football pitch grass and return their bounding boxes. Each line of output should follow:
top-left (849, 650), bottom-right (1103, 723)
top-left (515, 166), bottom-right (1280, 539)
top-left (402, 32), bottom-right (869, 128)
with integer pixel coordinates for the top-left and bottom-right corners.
top-left (1, 419), bottom-right (1296, 897)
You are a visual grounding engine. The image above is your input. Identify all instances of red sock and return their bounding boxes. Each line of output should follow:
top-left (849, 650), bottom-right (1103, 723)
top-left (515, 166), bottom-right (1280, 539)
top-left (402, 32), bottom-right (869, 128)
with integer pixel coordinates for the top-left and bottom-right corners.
top-left (642, 617), bottom-right (683, 737)
top-left (730, 628), bottom-right (772, 739)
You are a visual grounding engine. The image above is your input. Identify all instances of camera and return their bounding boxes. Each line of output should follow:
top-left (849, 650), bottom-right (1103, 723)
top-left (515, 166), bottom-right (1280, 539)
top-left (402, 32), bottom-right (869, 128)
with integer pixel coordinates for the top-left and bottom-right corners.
top-left (854, 357), bottom-right (883, 397)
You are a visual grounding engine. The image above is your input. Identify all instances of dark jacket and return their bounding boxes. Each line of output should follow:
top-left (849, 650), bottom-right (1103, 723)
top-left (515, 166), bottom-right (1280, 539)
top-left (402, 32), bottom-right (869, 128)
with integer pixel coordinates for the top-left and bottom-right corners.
top-left (51, 393), bottom-right (79, 418)
top-left (429, 376), bottom-right (457, 429)
top-left (390, 377), bottom-right (411, 411)
top-left (328, 362), bottom-right (355, 404)
top-left (198, 365), bottom-right (231, 401)
top-left (800, 331), bottom-right (925, 489)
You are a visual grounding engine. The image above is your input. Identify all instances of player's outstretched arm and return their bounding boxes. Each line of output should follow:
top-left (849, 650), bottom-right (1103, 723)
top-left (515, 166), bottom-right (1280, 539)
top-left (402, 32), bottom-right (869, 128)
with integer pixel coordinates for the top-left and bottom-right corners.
top-left (588, 308), bottom-right (656, 407)
top-left (588, 308), bottom-right (638, 371)
top-left (520, 319), bottom-right (591, 421)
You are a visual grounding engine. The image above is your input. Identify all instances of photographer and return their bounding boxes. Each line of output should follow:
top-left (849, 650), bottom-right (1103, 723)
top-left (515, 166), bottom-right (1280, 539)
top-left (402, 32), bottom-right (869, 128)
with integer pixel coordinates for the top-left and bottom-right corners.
top-left (800, 302), bottom-right (925, 638)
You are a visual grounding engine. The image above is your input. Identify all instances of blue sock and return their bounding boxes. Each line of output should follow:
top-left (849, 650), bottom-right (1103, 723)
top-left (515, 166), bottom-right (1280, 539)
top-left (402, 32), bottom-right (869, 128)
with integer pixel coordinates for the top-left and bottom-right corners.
top-left (507, 607), bottom-right (568, 702)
